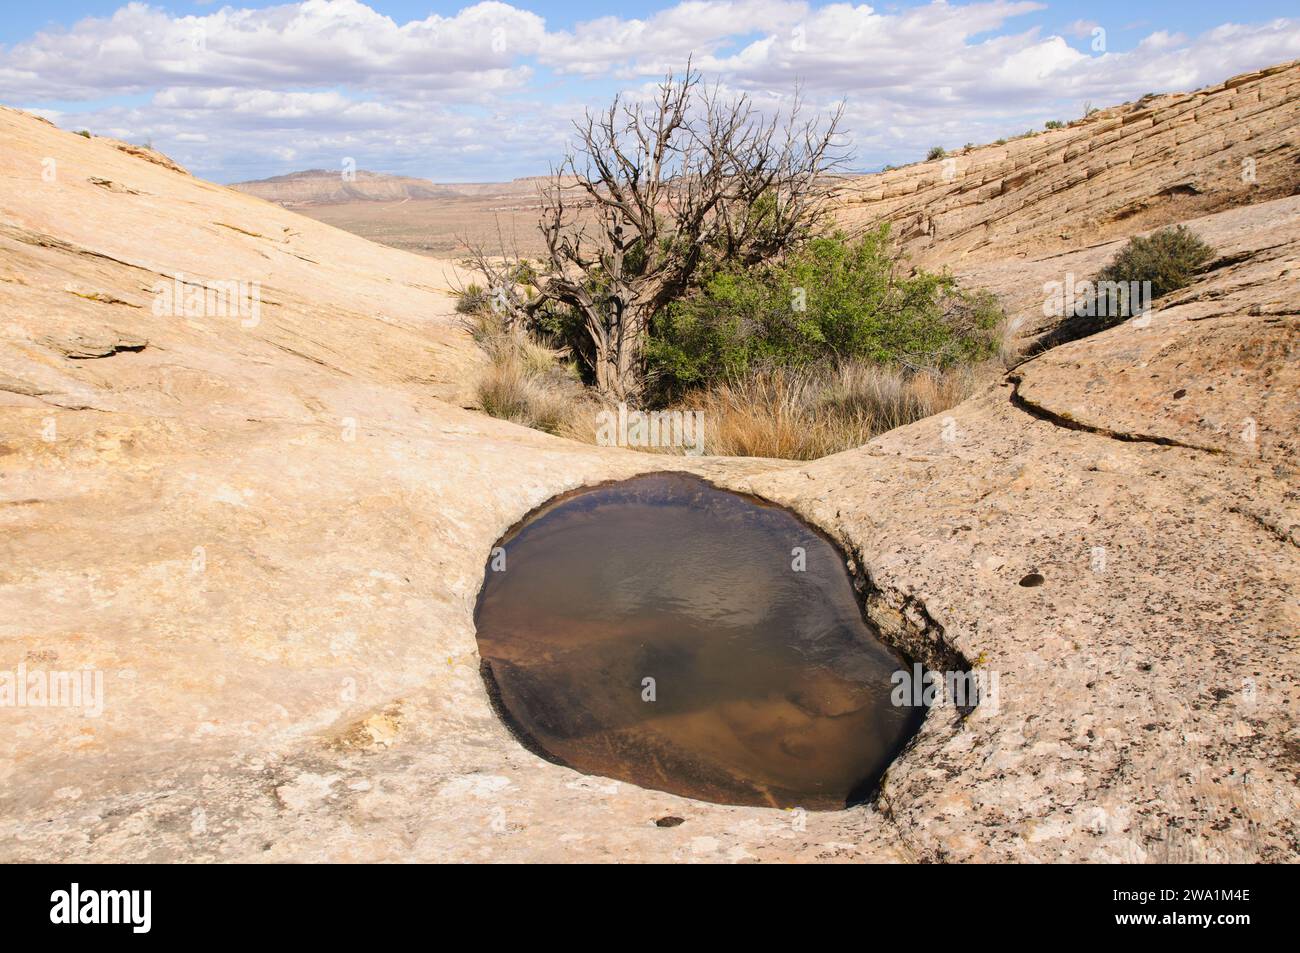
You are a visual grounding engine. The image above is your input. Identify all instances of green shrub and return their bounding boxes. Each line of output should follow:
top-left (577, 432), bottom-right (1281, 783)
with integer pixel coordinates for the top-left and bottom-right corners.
top-left (927, 146), bottom-right (946, 161)
top-left (1096, 225), bottom-right (1216, 300)
top-left (75, 130), bottom-right (91, 138)
top-left (1030, 224), bottom-right (1220, 354)
top-left (1045, 120), bottom-right (1064, 130)
top-left (455, 282), bottom-right (490, 315)
top-left (645, 227), bottom-right (1003, 398)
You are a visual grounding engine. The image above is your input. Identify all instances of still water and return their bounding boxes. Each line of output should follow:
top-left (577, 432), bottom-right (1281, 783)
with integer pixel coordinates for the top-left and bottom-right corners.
top-left (474, 472), bottom-right (923, 810)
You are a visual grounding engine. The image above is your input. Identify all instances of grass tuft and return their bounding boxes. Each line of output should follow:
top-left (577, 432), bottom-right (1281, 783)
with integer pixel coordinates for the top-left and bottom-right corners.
top-left (667, 361), bottom-right (985, 460)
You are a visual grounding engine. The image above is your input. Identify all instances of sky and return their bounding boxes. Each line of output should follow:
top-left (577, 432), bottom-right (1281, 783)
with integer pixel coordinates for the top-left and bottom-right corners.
top-left (2, 1), bottom-right (1298, 184)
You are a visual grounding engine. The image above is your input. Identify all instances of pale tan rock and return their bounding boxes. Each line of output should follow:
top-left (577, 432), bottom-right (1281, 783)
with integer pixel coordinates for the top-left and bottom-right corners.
top-left (0, 63), bottom-right (1296, 863)
top-left (834, 61), bottom-right (1300, 270)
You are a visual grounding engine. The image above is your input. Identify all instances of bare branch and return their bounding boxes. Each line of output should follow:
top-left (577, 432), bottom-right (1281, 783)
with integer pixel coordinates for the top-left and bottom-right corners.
top-left (465, 61), bottom-right (850, 399)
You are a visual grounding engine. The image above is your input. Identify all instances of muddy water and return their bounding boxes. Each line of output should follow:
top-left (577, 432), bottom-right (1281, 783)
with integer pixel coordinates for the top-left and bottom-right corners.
top-left (474, 472), bottom-right (923, 810)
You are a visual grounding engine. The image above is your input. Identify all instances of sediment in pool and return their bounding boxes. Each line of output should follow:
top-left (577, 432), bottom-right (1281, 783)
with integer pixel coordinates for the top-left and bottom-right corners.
top-left (473, 472), bottom-right (927, 810)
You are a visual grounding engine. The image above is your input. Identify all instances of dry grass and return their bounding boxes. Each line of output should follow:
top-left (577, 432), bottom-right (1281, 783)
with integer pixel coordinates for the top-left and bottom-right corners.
top-left (997, 313), bottom-right (1025, 370)
top-left (670, 362), bottom-right (984, 460)
top-left (465, 310), bottom-right (596, 437)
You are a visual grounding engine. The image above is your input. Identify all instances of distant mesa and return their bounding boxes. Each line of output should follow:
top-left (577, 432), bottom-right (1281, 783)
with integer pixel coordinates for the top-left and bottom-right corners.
top-left (229, 169), bottom-right (549, 207)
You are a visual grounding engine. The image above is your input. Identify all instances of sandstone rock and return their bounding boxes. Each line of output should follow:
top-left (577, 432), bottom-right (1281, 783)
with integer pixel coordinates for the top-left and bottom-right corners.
top-left (834, 61), bottom-right (1300, 269)
top-left (0, 65), bottom-right (1296, 863)
top-left (40, 331), bottom-right (148, 360)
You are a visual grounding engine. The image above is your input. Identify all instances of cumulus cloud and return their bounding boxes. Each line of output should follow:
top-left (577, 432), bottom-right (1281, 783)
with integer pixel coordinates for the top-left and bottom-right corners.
top-left (1, 0), bottom-right (1296, 181)
top-left (47, 88), bottom-right (583, 185)
top-left (537, 0), bottom-right (808, 75)
top-left (0, 0), bottom-right (545, 100)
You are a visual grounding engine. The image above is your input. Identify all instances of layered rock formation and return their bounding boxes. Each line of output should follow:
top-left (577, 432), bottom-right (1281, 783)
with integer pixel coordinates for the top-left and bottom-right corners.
top-left (836, 60), bottom-right (1300, 268)
top-left (1, 63), bottom-right (1296, 863)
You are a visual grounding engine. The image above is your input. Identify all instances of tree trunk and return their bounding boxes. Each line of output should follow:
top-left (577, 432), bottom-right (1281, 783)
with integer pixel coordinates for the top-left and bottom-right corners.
top-left (593, 343), bottom-right (636, 401)
top-left (589, 301), bottom-right (647, 402)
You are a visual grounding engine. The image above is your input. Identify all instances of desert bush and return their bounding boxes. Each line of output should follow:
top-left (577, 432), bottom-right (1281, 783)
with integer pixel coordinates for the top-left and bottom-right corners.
top-left (466, 225), bottom-right (1009, 460)
top-left (455, 282), bottom-right (490, 315)
top-left (927, 146), bottom-right (946, 161)
top-left (1045, 120), bottom-right (1065, 130)
top-left (1029, 225), bottom-right (1217, 356)
top-left (467, 309), bottom-right (593, 437)
top-left (474, 348), bottom-right (591, 437)
top-left (461, 307), bottom-right (511, 357)
top-left (645, 227), bottom-right (1003, 399)
top-left (1096, 225), bottom-right (1216, 300)
top-left (471, 299), bottom-right (1002, 459)
top-left (476, 359), bottom-right (533, 421)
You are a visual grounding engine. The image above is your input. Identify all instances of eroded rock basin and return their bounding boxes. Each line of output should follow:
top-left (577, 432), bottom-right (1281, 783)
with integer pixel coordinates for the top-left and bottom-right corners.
top-left (474, 472), bottom-right (924, 810)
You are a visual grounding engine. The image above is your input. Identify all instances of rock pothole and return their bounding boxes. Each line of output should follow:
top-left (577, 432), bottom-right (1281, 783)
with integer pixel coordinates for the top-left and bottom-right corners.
top-left (472, 472), bottom-right (938, 810)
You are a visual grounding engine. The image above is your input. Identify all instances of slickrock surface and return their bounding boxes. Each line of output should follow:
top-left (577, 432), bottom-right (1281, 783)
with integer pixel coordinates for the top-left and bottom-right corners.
top-left (836, 60), bottom-right (1300, 269)
top-left (1, 63), bottom-right (1296, 862)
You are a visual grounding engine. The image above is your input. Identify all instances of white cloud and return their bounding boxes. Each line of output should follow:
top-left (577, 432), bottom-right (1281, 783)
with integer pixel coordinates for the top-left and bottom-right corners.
top-left (46, 88), bottom-right (582, 184)
top-left (0, 0), bottom-right (545, 100)
top-left (1, 0), bottom-right (1296, 181)
top-left (538, 0), bottom-right (808, 75)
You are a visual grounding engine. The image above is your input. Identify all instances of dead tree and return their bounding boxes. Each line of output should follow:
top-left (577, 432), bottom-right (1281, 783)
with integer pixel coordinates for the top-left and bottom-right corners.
top-left (476, 63), bottom-right (846, 400)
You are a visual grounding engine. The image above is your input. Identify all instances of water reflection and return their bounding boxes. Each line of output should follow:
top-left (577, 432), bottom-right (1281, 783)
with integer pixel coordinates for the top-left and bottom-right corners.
top-left (475, 472), bottom-right (923, 810)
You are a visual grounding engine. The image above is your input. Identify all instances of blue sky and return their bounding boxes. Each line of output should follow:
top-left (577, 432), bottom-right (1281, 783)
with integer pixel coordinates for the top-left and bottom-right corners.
top-left (2, 1), bottom-right (1297, 183)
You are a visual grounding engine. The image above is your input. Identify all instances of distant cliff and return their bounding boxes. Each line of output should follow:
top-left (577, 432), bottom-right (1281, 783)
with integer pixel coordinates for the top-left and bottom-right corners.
top-left (230, 168), bottom-right (555, 207)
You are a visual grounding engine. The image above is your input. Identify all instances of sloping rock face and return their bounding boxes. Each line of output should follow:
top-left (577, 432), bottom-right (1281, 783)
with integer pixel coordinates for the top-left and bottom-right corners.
top-left (835, 61), bottom-right (1300, 269)
top-left (1, 71), bottom-right (1297, 864)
